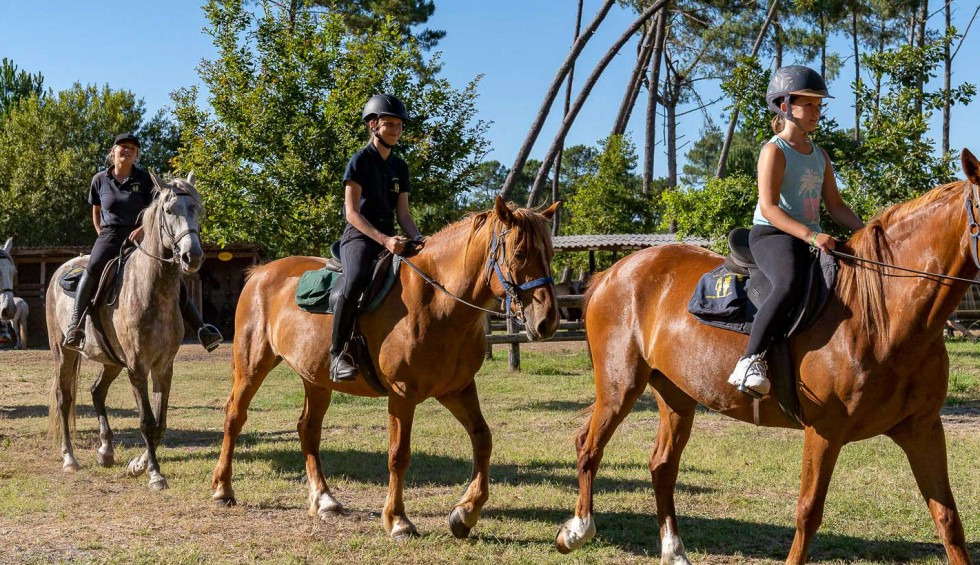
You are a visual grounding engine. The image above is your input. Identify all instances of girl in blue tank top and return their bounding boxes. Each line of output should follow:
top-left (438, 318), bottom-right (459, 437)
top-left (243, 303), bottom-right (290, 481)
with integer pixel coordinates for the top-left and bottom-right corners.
top-left (728, 66), bottom-right (865, 398)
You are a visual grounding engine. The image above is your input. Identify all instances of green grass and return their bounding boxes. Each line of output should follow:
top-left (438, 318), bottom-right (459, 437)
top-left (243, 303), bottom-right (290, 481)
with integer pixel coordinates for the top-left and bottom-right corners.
top-left (0, 342), bottom-right (977, 564)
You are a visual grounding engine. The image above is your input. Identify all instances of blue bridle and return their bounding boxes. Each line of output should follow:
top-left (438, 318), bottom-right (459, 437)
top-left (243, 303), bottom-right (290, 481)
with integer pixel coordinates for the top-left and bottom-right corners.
top-left (484, 226), bottom-right (554, 325)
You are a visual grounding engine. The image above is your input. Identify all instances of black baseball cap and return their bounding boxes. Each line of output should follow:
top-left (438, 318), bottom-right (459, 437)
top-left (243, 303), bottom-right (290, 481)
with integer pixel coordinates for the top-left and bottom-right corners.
top-left (113, 132), bottom-right (141, 147)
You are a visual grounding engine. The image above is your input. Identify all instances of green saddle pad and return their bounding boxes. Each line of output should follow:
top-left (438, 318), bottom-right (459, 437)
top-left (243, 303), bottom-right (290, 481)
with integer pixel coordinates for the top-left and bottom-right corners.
top-left (295, 268), bottom-right (341, 313)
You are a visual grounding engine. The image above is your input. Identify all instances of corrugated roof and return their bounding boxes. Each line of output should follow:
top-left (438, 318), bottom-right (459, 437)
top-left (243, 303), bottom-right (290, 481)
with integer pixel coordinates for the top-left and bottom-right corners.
top-left (553, 234), bottom-right (711, 252)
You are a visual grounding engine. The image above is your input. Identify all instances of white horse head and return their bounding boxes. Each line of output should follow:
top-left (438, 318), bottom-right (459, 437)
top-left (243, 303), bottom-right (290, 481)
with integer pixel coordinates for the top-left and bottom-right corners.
top-left (146, 173), bottom-right (205, 273)
top-left (0, 238), bottom-right (16, 320)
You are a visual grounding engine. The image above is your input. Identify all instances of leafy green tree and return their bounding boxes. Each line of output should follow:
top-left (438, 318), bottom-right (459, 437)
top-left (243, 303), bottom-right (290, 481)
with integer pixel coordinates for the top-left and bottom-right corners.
top-left (0, 83), bottom-right (175, 246)
top-left (561, 135), bottom-right (658, 269)
top-left (659, 173), bottom-right (758, 252)
top-left (172, 0), bottom-right (488, 258)
top-left (462, 159), bottom-right (507, 210)
top-left (0, 58), bottom-right (44, 116)
top-left (836, 35), bottom-right (974, 218)
top-left (308, 0), bottom-right (445, 51)
top-left (683, 125), bottom-right (759, 186)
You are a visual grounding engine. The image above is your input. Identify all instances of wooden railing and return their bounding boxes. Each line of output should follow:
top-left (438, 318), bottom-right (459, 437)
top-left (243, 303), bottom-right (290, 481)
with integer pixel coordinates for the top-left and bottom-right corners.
top-left (485, 294), bottom-right (586, 370)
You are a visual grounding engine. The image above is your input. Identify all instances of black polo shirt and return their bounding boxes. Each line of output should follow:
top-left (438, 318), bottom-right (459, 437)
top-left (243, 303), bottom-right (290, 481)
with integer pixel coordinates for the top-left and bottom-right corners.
top-left (88, 166), bottom-right (155, 228)
top-left (342, 142), bottom-right (410, 237)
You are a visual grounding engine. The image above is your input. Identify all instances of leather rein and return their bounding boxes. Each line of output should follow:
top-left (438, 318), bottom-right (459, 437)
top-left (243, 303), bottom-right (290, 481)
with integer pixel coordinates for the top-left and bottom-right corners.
top-left (830, 181), bottom-right (980, 285)
top-left (400, 225), bottom-right (554, 326)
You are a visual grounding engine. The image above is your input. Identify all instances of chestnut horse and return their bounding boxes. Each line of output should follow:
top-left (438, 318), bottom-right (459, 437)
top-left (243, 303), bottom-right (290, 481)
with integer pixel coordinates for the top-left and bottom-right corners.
top-left (556, 151), bottom-right (980, 564)
top-left (212, 197), bottom-right (560, 540)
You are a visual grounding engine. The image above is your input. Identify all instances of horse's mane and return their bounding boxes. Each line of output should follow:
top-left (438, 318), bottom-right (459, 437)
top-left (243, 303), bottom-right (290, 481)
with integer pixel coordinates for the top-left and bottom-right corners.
top-left (838, 181), bottom-right (962, 346)
top-left (431, 202), bottom-right (554, 269)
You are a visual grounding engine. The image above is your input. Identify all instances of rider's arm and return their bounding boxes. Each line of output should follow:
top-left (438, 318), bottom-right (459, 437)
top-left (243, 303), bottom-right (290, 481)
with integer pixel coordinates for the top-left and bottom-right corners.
top-left (757, 144), bottom-right (811, 240)
top-left (92, 206), bottom-right (101, 235)
top-left (396, 192), bottom-right (422, 241)
top-left (820, 148), bottom-right (864, 233)
top-left (345, 181), bottom-right (406, 254)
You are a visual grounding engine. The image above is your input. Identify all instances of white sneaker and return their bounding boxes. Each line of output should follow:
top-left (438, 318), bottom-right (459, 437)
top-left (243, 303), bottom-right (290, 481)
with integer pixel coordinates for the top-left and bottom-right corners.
top-left (727, 354), bottom-right (770, 398)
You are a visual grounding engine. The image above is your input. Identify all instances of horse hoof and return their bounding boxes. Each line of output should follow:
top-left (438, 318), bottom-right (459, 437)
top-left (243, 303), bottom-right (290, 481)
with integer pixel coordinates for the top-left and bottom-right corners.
top-left (555, 515), bottom-right (595, 554)
top-left (448, 507), bottom-right (472, 539)
top-left (213, 496), bottom-right (237, 507)
top-left (62, 461), bottom-right (81, 473)
top-left (392, 529), bottom-right (419, 543)
top-left (96, 452), bottom-right (114, 468)
top-left (148, 476), bottom-right (169, 491)
top-left (127, 458), bottom-right (146, 478)
top-left (555, 529), bottom-right (573, 554)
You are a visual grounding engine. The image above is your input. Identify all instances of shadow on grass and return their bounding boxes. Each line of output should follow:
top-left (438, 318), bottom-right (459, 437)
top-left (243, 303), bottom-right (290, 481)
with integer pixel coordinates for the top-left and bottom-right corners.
top-left (484, 506), bottom-right (968, 562)
top-left (0, 404), bottom-right (49, 419)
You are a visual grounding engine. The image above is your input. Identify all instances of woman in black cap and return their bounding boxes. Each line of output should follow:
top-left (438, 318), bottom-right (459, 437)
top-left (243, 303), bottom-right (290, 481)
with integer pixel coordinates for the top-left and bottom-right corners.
top-left (330, 94), bottom-right (423, 381)
top-left (62, 133), bottom-right (222, 352)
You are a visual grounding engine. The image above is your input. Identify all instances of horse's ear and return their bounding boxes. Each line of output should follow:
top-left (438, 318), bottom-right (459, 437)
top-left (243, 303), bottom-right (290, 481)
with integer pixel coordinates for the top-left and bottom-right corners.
top-left (541, 200), bottom-right (561, 220)
top-left (962, 149), bottom-right (980, 185)
top-left (494, 195), bottom-right (514, 226)
top-left (2, 238), bottom-right (11, 253)
top-left (187, 171), bottom-right (196, 185)
top-left (149, 172), bottom-right (162, 191)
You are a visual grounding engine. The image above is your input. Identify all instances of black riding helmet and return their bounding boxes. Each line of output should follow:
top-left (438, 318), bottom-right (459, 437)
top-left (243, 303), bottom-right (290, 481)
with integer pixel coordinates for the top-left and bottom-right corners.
top-left (362, 94), bottom-right (408, 124)
top-left (765, 65), bottom-right (833, 117)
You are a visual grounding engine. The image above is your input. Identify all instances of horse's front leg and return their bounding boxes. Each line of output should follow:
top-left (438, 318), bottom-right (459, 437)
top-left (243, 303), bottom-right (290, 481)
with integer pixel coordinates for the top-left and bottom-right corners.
top-left (888, 416), bottom-right (972, 565)
top-left (125, 366), bottom-right (168, 490)
top-left (90, 364), bottom-right (123, 467)
top-left (297, 381), bottom-right (341, 520)
top-left (384, 394), bottom-right (419, 541)
top-left (786, 426), bottom-right (844, 564)
top-left (437, 381), bottom-right (491, 539)
top-left (53, 349), bottom-right (82, 472)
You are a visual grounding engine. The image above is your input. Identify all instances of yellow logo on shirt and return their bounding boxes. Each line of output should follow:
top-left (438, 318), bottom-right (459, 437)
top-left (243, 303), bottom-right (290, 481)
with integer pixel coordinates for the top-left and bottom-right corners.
top-left (131, 183), bottom-right (141, 192)
top-left (392, 178), bottom-right (400, 193)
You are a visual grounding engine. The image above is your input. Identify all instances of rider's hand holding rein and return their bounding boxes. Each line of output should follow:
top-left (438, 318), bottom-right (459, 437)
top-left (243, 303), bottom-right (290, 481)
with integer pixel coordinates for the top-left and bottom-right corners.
top-left (127, 227), bottom-right (145, 244)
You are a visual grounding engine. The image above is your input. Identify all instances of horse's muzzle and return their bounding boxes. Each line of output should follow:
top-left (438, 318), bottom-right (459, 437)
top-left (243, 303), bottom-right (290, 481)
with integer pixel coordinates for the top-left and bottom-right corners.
top-left (179, 239), bottom-right (205, 273)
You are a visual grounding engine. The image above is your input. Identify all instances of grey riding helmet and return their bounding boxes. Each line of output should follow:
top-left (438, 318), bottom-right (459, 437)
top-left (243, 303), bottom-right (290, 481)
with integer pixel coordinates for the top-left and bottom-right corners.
top-left (765, 65), bottom-right (833, 117)
top-left (362, 94), bottom-right (408, 124)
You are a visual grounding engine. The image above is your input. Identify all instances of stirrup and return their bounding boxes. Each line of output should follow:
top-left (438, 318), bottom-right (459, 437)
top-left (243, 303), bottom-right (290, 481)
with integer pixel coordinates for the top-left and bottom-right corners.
top-left (198, 324), bottom-right (223, 353)
top-left (330, 353), bottom-right (358, 382)
top-left (62, 326), bottom-right (86, 352)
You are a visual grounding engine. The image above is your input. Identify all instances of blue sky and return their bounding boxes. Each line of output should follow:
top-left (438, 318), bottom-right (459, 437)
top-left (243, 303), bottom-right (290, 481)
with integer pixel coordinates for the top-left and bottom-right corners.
top-left (1, 1), bottom-right (978, 182)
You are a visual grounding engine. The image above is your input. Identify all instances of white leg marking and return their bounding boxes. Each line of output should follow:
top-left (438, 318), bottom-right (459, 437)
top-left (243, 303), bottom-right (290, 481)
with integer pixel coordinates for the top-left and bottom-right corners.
top-left (660, 521), bottom-right (690, 565)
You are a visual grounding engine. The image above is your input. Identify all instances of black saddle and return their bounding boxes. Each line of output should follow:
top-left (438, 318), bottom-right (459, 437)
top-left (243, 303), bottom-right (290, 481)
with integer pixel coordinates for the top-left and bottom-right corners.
top-left (687, 228), bottom-right (838, 427)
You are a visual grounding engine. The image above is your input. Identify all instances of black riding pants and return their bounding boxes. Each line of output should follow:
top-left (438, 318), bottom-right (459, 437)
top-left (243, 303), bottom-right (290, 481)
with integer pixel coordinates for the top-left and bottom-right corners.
top-left (744, 225), bottom-right (812, 356)
top-left (331, 234), bottom-right (384, 356)
top-left (87, 226), bottom-right (134, 278)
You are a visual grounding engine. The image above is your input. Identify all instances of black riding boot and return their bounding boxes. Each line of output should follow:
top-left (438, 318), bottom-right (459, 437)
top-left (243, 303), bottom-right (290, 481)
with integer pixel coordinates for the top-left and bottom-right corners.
top-left (179, 284), bottom-right (222, 352)
top-left (329, 295), bottom-right (358, 382)
top-left (63, 270), bottom-right (97, 351)
top-left (0, 320), bottom-right (12, 345)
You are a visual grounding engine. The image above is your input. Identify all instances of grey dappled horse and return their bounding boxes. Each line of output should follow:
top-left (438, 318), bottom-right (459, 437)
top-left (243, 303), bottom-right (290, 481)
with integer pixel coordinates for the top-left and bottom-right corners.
top-left (1, 296), bottom-right (29, 349)
top-left (46, 173), bottom-right (204, 490)
top-left (0, 238), bottom-right (25, 348)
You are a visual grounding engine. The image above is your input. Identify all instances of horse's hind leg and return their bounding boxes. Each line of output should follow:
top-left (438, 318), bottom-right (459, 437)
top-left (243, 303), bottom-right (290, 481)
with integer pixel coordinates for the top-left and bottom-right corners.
top-left (888, 416), bottom-right (971, 565)
top-left (91, 364), bottom-right (123, 467)
top-left (437, 380), bottom-right (491, 539)
top-left (50, 347), bottom-right (82, 472)
top-left (212, 333), bottom-right (281, 505)
top-left (648, 375), bottom-right (697, 565)
top-left (556, 345), bottom-right (649, 554)
top-left (297, 380), bottom-right (340, 520)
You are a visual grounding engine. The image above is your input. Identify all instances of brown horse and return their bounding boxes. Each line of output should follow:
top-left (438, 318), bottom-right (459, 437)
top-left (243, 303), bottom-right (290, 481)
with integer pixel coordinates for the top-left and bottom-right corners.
top-left (212, 197), bottom-right (560, 540)
top-left (555, 151), bottom-right (980, 564)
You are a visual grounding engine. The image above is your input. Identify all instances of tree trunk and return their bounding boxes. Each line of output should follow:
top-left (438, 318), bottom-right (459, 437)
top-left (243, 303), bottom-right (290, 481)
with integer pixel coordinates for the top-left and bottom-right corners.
top-left (942, 0), bottom-right (951, 155)
top-left (820, 14), bottom-right (827, 78)
top-left (915, 0), bottom-right (928, 117)
top-left (666, 71), bottom-right (678, 188)
top-left (715, 0), bottom-right (780, 178)
top-left (612, 24), bottom-right (657, 136)
top-left (643, 8), bottom-right (668, 195)
top-left (552, 0), bottom-right (584, 236)
top-left (775, 13), bottom-right (783, 68)
top-left (500, 0), bottom-right (617, 200)
top-left (852, 3), bottom-right (862, 142)
top-left (526, 0), bottom-right (669, 206)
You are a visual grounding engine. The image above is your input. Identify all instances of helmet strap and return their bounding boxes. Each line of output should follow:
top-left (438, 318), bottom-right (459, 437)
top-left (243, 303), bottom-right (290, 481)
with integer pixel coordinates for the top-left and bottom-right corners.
top-left (372, 127), bottom-right (395, 149)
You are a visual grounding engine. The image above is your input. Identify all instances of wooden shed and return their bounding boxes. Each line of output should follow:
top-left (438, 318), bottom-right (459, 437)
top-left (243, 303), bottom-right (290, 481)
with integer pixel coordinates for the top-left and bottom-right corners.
top-left (6, 243), bottom-right (262, 348)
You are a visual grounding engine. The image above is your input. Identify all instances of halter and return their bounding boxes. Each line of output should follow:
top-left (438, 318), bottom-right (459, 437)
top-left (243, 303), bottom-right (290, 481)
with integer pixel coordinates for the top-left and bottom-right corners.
top-left (484, 225), bottom-right (554, 325)
top-left (831, 181), bottom-right (980, 285)
top-left (134, 189), bottom-right (201, 264)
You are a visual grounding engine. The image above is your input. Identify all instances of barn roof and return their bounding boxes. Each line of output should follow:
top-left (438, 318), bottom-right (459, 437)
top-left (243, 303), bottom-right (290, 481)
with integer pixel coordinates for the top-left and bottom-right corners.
top-left (552, 234), bottom-right (711, 253)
